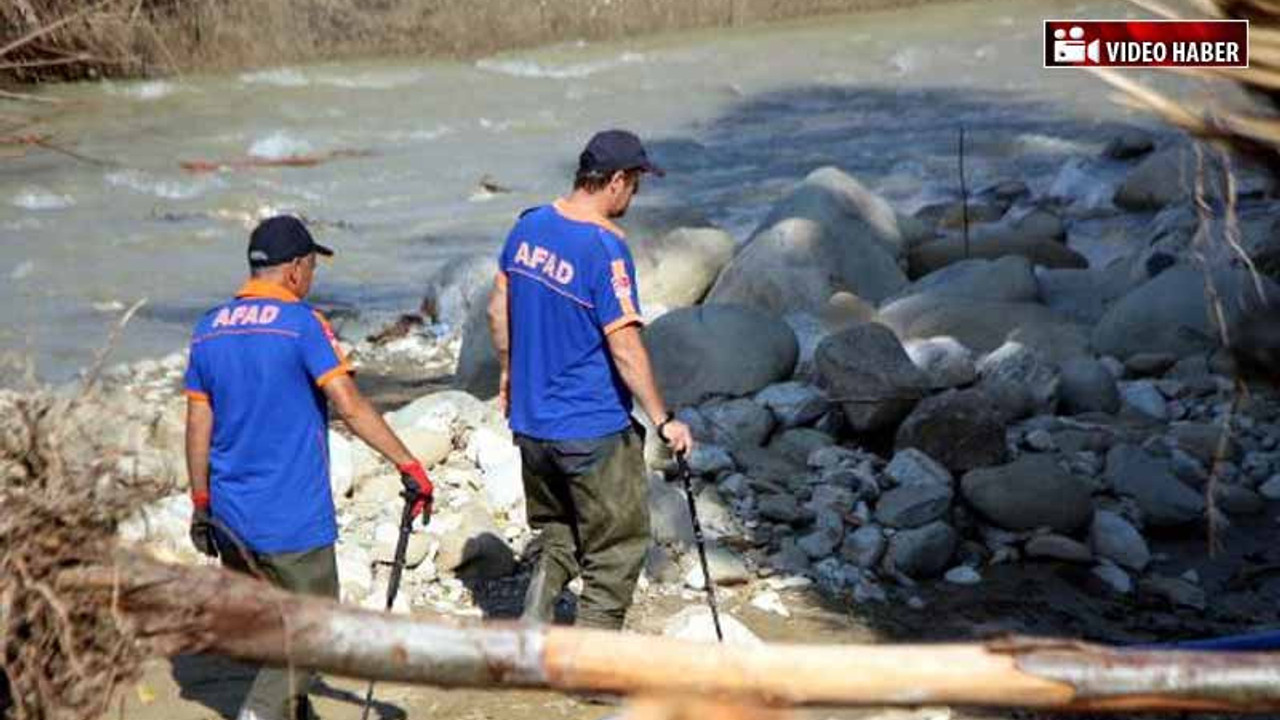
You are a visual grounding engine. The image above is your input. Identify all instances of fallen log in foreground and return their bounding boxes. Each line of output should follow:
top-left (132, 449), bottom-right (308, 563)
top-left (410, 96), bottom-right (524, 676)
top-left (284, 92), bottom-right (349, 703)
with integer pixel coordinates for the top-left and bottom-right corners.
top-left (57, 551), bottom-right (1280, 713)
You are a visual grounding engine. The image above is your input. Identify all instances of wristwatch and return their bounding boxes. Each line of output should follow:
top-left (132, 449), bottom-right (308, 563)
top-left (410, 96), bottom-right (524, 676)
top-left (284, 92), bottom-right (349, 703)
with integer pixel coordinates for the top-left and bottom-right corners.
top-left (657, 411), bottom-right (676, 442)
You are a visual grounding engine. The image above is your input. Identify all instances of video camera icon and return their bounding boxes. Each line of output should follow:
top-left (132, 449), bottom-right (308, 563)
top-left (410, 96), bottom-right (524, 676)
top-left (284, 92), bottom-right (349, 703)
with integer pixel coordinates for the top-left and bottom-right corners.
top-left (1053, 26), bottom-right (1101, 64)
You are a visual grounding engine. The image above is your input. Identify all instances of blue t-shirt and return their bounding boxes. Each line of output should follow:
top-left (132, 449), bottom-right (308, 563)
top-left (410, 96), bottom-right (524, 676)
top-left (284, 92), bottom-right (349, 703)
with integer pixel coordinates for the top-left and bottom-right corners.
top-left (500, 200), bottom-right (643, 441)
top-left (183, 280), bottom-right (351, 554)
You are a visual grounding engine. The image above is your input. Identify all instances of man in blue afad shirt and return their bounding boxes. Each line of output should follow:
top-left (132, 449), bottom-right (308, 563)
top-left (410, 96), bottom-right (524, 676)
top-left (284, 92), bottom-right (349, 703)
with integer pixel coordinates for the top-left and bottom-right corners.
top-left (184, 216), bottom-right (435, 720)
top-left (488, 130), bottom-right (694, 631)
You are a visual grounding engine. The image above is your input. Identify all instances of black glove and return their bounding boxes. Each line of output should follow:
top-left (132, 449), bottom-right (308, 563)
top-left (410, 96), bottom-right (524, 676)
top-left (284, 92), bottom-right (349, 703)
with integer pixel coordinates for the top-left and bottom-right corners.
top-left (190, 506), bottom-right (218, 557)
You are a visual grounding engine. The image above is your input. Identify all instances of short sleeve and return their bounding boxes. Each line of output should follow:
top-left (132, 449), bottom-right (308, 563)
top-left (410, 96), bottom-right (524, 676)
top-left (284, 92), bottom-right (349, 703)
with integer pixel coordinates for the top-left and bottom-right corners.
top-left (301, 310), bottom-right (351, 387)
top-left (589, 236), bottom-right (643, 335)
top-left (183, 345), bottom-right (209, 403)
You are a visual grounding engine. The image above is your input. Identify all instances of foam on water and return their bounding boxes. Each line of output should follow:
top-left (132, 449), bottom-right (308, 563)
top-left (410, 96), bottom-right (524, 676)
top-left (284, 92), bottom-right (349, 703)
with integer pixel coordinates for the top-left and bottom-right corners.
top-left (105, 170), bottom-right (218, 200)
top-left (239, 68), bottom-right (310, 87)
top-left (12, 187), bottom-right (74, 210)
top-left (248, 131), bottom-right (315, 160)
top-left (475, 52), bottom-right (644, 79)
top-left (314, 70), bottom-right (424, 90)
top-left (108, 80), bottom-right (179, 100)
top-left (1015, 133), bottom-right (1098, 156)
top-left (10, 260), bottom-right (34, 281)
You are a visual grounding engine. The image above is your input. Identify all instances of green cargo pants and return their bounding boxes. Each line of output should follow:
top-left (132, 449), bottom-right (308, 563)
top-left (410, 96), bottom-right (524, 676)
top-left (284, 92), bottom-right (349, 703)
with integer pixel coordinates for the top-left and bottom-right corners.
top-left (219, 543), bottom-right (339, 720)
top-left (516, 426), bottom-right (650, 630)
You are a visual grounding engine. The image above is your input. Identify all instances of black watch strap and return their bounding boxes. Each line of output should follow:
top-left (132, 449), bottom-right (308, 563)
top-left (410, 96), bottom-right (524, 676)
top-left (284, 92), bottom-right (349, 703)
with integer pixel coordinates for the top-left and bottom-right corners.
top-left (657, 411), bottom-right (675, 441)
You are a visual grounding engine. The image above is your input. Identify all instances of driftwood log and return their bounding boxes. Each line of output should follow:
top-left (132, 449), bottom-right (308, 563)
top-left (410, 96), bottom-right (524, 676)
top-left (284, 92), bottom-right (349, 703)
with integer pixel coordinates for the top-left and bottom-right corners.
top-left (57, 551), bottom-right (1280, 713)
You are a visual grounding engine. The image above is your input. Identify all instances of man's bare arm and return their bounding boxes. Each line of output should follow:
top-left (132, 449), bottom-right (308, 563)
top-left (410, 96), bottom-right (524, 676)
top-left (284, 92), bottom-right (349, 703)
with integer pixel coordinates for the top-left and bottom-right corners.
top-left (487, 276), bottom-right (511, 414)
top-left (185, 398), bottom-right (213, 496)
top-left (323, 375), bottom-right (415, 467)
top-left (606, 324), bottom-right (693, 454)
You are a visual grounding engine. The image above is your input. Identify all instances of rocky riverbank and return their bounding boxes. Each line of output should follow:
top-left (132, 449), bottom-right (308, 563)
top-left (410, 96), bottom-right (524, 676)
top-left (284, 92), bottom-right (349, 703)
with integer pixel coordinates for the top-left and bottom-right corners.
top-left (26, 122), bottom-right (1280, 716)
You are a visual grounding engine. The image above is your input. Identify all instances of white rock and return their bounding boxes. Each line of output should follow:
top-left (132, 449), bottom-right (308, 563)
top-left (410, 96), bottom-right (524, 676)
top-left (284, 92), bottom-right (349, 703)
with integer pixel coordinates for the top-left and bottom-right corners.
top-left (944, 566), bottom-right (982, 585)
top-left (765, 576), bottom-right (814, 591)
top-left (663, 606), bottom-right (763, 647)
top-left (1092, 562), bottom-right (1133, 594)
top-left (337, 544), bottom-right (374, 603)
top-left (118, 493), bottom-right (195, 560)
top-left (904, 336), bottom-right (977, 390)
top-left (328, 431), bottom-right (356, 498)
top-left (466, 427), bottom-right (525, 513)
top-left (907, 596), bottom-right (927, 610)
top-left (749, 589), bottom-right (791, 617)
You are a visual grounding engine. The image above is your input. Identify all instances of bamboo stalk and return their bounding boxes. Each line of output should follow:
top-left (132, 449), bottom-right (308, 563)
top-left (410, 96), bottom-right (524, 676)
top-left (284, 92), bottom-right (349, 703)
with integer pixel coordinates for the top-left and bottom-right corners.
top-left (55, 552), bottom-right (1280, 713)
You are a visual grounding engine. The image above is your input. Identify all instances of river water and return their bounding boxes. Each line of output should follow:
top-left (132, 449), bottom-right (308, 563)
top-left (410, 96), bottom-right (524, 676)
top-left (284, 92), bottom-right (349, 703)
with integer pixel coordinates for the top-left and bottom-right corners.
top-left (3, 0), bottom-right (1175, 380)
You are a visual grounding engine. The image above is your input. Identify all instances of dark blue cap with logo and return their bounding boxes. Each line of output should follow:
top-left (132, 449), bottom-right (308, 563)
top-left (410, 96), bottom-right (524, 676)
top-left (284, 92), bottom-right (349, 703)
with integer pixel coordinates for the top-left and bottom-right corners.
top-left (247, 215), bottom-right (333, 268)
top-left (578, 129), bottom-right (665, 178)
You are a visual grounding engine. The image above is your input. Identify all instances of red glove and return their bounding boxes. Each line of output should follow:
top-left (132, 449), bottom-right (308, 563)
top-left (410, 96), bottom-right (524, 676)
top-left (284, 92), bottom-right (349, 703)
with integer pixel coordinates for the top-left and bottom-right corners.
top-left (191, 490), bottom-right (210, 510)
top-left (398, 460), bottom-right (434, 520)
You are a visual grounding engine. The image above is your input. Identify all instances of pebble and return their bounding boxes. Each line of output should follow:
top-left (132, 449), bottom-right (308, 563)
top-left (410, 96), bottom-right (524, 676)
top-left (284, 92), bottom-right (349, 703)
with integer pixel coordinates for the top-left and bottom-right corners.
top-left (1093, 562), bottom-right (1133, 595)
top-left (750, 589), bottom-right (791, 617)
top-left (944, 566), bottom-right (982, 585)
top-left (1024, 429), bottom-right (1056, 452)
top-left (907, 596), bottom-right (927, 610)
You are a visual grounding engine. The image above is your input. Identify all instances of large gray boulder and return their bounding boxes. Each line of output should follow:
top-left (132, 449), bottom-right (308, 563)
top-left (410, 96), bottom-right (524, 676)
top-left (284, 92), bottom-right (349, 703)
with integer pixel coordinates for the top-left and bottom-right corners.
top-left (1092, 265), bottom-right (1214, 360)
top-left (455, 297), bottom-right (501, 398)
top-left (888, 256), bottom-right (1039, 304)
top-left (908, 227), bottom-right (1087, 277)
top-left (883, 521), bottom-right (957, 578)
top-left (1058, 357), bottom-right (1122, 415)
top-left (631, 226), bottom-right (736, 310)
top-left (706, 167), bottom-right (909, 313)
top-left (1037, 261), bottom-right (1137, 326)
top-left (421, 253), bottom-right (496, 329)
top-left (646, 304), bottom-right (798, 408)
top-left (1113, 146), bottom-right (1196, 211)
top-left (960, 455), bottom-right (1094, 533)
top-left (1105, 444), bottom-right (1205, 526)
top-left (814, 323), bottom-right (930, 432)
top-left (895, 388), bottom-right (1010, 474)
top-left (878, 294), bottom-right (1090, 363)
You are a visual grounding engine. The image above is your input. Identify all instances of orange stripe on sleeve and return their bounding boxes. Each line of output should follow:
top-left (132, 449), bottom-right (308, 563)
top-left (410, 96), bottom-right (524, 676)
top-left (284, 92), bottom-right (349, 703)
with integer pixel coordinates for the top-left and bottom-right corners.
top-left (603, 314), bottom-right (643, 335)
top-left (185, 390), bottom-right (209, 403)
top-left (316, 363), bottom-right (352, 388)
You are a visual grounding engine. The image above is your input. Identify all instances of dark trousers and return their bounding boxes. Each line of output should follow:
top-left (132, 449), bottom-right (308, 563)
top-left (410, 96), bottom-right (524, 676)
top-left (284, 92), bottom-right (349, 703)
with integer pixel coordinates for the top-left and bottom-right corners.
top-left (516, 426), bottom-right (650, 630)
top-left (218, 542), bottom-right (338, 720)
top-left (219, 542), bottom-right (340, 601)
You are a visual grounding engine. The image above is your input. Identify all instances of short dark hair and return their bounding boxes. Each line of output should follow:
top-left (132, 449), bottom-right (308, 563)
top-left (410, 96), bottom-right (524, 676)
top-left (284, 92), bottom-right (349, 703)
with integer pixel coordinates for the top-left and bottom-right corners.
top-left (573, 168), bottom-right (639, 193)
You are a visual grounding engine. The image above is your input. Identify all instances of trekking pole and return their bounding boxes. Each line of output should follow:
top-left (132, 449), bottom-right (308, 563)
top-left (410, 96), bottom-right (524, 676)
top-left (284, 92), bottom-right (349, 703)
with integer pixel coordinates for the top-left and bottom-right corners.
top-left (360, 479), bottom-right (429, 720)
top-left (676, 453), bottom-right (724, 642)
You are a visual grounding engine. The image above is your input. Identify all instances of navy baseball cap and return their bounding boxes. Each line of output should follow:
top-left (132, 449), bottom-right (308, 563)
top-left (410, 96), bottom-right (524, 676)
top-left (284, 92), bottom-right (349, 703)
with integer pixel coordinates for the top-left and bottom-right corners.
top-left (247, 215), bottom-right (333, 268)
top-left (578, 129), bottom-right (665, 177)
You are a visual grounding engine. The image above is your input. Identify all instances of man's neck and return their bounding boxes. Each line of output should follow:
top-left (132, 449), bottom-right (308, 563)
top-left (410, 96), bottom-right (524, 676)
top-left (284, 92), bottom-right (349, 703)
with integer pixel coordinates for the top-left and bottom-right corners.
top-left (562, 189), bottom-right (611, 219)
